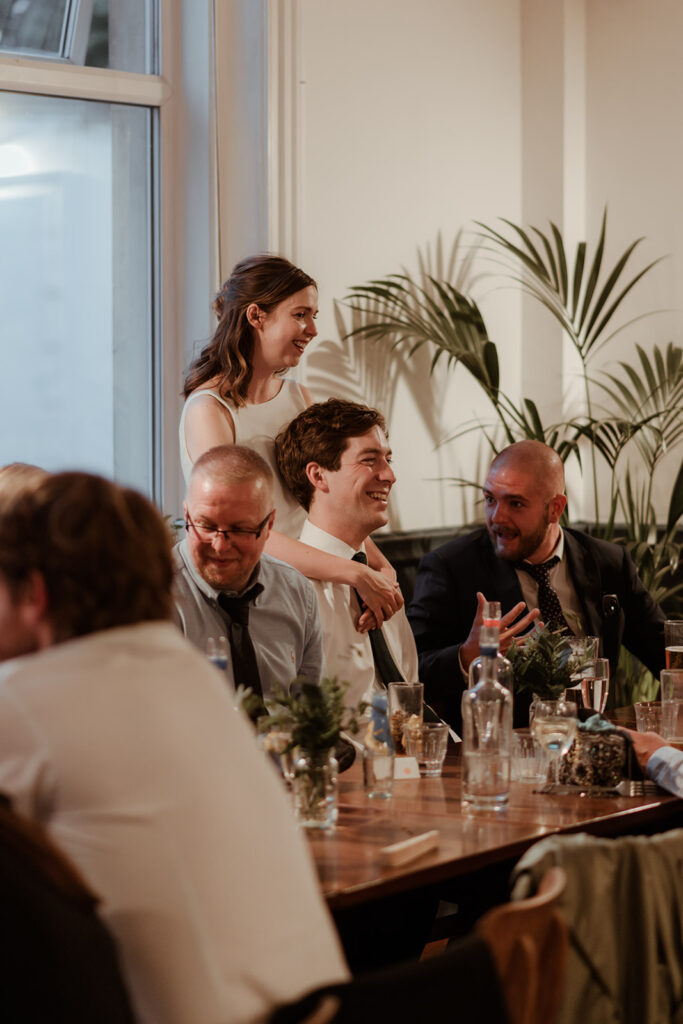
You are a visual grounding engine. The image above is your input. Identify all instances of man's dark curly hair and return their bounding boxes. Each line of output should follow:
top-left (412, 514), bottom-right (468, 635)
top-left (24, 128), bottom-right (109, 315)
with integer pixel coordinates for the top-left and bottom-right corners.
top-left (274, 398), bottom-right (387, 510)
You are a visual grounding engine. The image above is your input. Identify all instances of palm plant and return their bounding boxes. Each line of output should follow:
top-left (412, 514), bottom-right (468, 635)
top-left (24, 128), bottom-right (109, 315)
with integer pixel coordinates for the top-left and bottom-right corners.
top-left (475, 210), bottom-right (664, 524)
top-left (344, 213), bottom-right (683, 702)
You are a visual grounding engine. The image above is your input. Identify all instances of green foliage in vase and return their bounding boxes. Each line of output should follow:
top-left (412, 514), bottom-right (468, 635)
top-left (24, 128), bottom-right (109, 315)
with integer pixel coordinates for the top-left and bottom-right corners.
top-left (258, 677), bottom-right (366, 757)
top-left (506, 627), bottom-right (586, 700)
top-left (345, 210), bottom-right (683, 704)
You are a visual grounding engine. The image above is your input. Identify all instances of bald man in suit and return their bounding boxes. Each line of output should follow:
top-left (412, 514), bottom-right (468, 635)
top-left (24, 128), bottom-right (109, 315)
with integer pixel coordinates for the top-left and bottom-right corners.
top-left (408, 441), bottom-right (665, 729)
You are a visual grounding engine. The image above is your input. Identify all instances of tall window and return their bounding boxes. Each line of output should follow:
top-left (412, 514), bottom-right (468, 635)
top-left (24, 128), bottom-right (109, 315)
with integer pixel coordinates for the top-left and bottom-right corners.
top-left (0, 0), bottom-right (163, 495)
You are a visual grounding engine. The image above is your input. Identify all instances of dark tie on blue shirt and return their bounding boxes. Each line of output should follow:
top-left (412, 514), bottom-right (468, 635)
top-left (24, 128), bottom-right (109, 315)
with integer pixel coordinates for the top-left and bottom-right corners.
top-left (218, 583), bottom-right (264, 710)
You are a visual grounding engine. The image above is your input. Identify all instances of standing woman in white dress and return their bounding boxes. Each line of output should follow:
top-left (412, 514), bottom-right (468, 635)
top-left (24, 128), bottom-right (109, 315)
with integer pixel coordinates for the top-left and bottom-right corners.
top-left (179, 254), bottom-right (402, 625)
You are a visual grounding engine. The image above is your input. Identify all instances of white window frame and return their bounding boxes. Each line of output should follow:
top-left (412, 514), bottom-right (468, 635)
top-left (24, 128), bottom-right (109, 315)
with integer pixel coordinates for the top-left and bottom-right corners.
top-left (0, 0), bottom-right (181, 509)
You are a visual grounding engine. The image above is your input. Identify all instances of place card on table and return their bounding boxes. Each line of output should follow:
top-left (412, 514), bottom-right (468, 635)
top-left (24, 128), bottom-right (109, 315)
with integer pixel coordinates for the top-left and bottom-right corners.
top-left (380, 830), bottom-right (440, 867)
top-left (394, 755), bottom-right (420, 779)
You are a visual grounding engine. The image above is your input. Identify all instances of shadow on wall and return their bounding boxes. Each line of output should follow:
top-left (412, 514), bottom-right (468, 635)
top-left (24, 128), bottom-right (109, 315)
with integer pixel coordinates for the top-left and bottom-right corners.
top-left (305, 232), bottom-right (484, 533)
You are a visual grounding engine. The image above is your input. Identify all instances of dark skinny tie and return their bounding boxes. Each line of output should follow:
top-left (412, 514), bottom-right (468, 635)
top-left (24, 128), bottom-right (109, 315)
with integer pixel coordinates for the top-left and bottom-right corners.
top-left (351, 552), bottom-right (404, 685)
top-left (518, 556), bottom-right (570, 635)
top-left (218, 585), bottom-right (264, 707)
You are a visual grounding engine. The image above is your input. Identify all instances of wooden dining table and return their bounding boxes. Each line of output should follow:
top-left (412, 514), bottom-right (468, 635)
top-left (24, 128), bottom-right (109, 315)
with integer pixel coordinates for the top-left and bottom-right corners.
top-left (308, 736), bottom-right (683, 917)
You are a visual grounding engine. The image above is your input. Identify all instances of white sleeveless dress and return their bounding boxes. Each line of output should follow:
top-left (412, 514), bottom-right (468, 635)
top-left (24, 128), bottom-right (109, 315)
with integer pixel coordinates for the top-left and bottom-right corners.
top-left (179, 379), bottom-right (309, 539)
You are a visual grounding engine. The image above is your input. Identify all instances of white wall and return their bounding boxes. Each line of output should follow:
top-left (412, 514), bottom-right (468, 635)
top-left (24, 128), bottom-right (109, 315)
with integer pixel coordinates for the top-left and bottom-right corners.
top-left (290, 0), bottom-right (524, 531)
top-left (200, 0), bottom-right (683, 531)
top-left (583, 0), bottom-right (683, 520)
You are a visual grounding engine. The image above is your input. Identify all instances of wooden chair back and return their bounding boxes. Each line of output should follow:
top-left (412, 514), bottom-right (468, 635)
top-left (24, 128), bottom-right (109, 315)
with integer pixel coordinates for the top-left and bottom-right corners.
top-left (476, 866), bottom-right (568, 1024)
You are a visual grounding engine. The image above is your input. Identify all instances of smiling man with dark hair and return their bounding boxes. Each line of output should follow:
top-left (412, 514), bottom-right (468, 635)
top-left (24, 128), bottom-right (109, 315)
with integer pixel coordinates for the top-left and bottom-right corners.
top-left (276, 399), bottom-right (415, 709)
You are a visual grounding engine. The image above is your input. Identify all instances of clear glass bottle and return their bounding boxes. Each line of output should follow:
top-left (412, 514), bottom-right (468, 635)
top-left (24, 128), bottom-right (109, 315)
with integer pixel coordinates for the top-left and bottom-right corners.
top-left (467, 619), bottom-right (513, 691)
top-left (461, 626), bottom-right (513, 810)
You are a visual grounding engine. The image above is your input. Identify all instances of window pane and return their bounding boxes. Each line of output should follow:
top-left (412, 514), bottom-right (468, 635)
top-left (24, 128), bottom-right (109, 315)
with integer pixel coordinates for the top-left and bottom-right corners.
top-left (0, 0), bottom-right (71, 58)
top-left (0, 90), bottom-right (156, 494)
top-left (0, 0), bottom-right (156, 73)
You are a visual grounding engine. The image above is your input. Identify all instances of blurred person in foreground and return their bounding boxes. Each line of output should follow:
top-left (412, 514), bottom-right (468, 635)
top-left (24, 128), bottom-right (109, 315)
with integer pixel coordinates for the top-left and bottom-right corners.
top-left (0, 472), bottom-right (347, 1024)
top-left (408, 439), bottom-right (665, 729)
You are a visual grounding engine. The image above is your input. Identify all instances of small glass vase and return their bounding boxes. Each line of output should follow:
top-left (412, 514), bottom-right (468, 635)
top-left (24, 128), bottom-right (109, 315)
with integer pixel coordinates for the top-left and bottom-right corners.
top-left (292, 748), bottom-right (338, 830)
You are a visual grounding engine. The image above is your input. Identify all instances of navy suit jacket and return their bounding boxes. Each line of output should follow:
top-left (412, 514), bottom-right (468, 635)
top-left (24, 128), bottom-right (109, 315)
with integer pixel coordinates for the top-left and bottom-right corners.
top-left (407, 527), bottom-right (666, 730)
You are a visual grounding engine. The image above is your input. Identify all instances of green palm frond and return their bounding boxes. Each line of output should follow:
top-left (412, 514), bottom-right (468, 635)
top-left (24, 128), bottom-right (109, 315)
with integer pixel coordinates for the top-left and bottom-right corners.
top-left (345, 273), bottom-right (497, 391)
top-left (594, 342), bottom-right (683, 470)
top-left (475, 209), bottom-right (663, 362)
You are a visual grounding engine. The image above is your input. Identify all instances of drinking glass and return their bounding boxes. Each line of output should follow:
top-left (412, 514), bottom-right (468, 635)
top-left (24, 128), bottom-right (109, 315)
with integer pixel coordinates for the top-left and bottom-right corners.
top-left (578, 658), bottom-right (610, 714)
top-left (562, 635), bottom-right (598, 696)
top-left (206, 635), bottom-right (229, 670)
top-left (403, 721), bottom-right (449, 777)
top-left (530, 699), bottom-right (578, 784)
top-left (363, 745), bottom-right (394, 798)
top-left (664, 621), bottom-right (683, 670)
top-left (511, 731), bottom-right (548, 783)
top-left (660, 669), bottom-right (683, 742)
top-left (388, 682), bottom-right (423, 756)
top-left (634, 701), bottom-right (662, 734)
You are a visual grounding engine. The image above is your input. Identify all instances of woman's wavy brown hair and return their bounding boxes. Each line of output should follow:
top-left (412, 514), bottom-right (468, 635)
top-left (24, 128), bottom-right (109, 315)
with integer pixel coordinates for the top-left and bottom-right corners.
top-left (183, 254), bottom-right (316, 407)
top-left (0, 473), bottom-right (174, 642)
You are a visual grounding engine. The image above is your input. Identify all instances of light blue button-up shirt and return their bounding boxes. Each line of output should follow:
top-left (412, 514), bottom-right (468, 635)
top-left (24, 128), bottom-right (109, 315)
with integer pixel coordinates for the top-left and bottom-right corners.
top-left (172, 540), bottom-right (324, 695)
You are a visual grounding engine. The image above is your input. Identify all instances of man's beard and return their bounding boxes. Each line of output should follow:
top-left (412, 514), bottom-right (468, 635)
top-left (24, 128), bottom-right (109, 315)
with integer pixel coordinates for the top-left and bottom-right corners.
top-left (488, 513), bottom-right (550, 563)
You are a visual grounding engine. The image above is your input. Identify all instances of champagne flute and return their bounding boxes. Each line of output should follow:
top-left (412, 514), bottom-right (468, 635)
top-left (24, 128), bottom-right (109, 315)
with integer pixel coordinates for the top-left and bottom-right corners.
top-left (579, 658), bottom-right (610, 714)
top-left (531, 699), bottom-right (578, 785)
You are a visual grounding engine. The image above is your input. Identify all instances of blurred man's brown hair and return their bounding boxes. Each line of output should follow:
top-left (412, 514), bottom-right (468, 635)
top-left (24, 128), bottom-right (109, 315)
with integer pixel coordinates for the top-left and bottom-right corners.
top-left (0, 472), bottom-right (173, 641)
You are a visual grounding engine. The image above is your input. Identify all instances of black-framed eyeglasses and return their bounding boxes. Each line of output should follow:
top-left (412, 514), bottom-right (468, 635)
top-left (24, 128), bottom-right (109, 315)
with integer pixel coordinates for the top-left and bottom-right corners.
top-left (185, 510), bottom-right (273, 543)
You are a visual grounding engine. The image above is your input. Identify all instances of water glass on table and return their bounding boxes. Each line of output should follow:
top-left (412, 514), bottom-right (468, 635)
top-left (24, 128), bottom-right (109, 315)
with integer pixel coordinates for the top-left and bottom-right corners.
top-left (511, 731), bottom-right (547, 783)
top-left (578, 657), bottom-right (610, 714)
top-left (388, 681), bottom-right (423, 755)
top-left (363, 745), bottom-right (394, 798)
top-left (403, 721), bottom-right (449, 777)
top-left (530, 699), bottom-right (578, 785)
top-left (206, 635), bottom-right (229, 670)
top-left (634, 700), bottom-right (662, 734)
top-left (664, 620), bottom-right (683, 670)
top-left (661, 669), bottom-right (683, 742)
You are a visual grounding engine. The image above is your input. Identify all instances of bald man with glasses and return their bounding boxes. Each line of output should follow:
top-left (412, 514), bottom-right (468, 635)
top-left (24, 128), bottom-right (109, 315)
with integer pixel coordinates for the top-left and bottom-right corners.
top-left (173, 445), bottom-right (324, 703)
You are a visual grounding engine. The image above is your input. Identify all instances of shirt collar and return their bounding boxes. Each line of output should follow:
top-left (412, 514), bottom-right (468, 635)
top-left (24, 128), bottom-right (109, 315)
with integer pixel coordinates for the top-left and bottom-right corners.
top-left (522, 527), bottom-right (565, 566)
top-left (300, 519), bottom-right (364, 560)
top-left (178, 537), bottom-right (263, 600)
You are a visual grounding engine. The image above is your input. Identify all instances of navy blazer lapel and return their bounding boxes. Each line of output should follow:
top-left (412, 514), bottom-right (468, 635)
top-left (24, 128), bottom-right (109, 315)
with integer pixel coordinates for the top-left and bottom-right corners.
top-left (563, 529), bottom-right (603, 637)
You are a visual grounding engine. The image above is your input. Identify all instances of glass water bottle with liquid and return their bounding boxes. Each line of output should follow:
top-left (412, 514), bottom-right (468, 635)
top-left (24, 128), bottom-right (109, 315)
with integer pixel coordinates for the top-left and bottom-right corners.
top-left (461, 624), bottom-right (513, 810)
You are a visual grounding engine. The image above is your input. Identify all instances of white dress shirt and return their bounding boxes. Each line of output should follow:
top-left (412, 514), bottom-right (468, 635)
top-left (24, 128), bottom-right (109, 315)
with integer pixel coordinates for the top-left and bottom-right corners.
top-left (0, 622), bottom-right (347, 1023)
top-left (299, 519), bottom-right (419, 708)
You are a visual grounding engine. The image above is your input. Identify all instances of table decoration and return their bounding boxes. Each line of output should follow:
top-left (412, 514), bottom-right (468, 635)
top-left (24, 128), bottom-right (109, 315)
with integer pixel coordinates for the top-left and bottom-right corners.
top-left (258, 678), bottom-right (366, 830)
top-left (506, 626), bottom-right (592, 719)
top-left (557, 716), bottom-right (627, 790)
